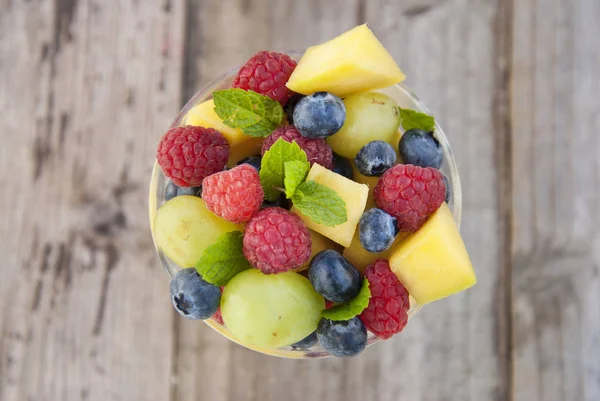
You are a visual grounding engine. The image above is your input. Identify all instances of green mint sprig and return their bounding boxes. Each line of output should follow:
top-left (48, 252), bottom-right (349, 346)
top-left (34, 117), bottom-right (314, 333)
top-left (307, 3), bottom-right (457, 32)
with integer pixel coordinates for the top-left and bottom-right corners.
top-left (399, 108), bottom-right (435, 132)
top-left (259, 138), bottom-right (348, 226)
top-left (259, 138), bottom-right (309, 201)
top-left (291, 180), bottom-right (347, 227)
top-left (213, 89), bottom-right (283, 137)
top-left (322, 280), bottom-right (371, 321)
top-left (195, 231), bottom-right (251, 286)
top-left (284, 160), bottom-right (310, 199)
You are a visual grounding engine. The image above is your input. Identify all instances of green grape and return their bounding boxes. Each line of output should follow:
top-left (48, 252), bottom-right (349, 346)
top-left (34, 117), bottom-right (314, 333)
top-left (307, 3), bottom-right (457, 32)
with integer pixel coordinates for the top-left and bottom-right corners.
top-left (327, 92), bottom-right (401, 159)
top-left (154, 196), bottom-right (242, 267)
top-left (221, 270), bottom-right (325, 349)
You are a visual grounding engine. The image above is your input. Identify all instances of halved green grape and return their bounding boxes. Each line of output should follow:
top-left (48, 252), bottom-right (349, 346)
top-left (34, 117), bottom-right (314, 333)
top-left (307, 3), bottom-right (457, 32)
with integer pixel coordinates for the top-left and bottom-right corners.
top-left (221, 270), bottom-right (325, 349)
top-left (327, 92), bottom-right (401, 159)
top-left (154, 196), bottom-right (242, 267)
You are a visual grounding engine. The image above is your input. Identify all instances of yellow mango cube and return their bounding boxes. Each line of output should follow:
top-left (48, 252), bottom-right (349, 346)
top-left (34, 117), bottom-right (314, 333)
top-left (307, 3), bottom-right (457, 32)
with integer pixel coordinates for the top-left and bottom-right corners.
top-left (286, 24), bottom-right (405, 97)
top-left (298, 230), bottom-right (342, 271)
top-left (292, 164), bottom-right (368, 247)
top-left (389, 203), bottom-right (476, 304)
top-left (227, 137), bottom-right (263, 167)
top-left (351, 162), bottom-right (379, 210)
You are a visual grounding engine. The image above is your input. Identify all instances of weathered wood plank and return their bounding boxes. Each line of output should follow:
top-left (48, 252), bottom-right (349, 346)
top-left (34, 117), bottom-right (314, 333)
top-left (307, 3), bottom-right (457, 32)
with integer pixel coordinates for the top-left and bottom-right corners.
top-left (511, 0), bottom-right (600, 400)
top-left (0, 1), bottom-right (185, 400)
top-left (174, 1), bottom-right (507, 401)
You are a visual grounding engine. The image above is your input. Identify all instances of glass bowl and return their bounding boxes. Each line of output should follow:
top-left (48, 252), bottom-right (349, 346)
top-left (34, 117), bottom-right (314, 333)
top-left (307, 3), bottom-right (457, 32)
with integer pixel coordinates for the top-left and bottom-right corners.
top-left (148, 51), bottom-right (462, 359)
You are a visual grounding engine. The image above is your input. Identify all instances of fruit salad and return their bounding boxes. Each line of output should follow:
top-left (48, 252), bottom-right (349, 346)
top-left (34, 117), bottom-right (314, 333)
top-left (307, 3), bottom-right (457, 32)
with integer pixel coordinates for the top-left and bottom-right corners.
top-left (150, 24), bottom-right (476, 358)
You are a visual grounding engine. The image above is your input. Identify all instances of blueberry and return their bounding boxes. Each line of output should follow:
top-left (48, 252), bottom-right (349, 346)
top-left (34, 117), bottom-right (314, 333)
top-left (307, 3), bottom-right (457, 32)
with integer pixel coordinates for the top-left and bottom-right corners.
top-left (359, 208), bottom-right (398, 252)
top-left (165, 180), bottom-right (201, 201)
top-left (398, 129), bottom-right (443, 169)
top-left (170, 268), bottom-right (221, 320)
top-left (443, 175), bottom-right (452, 203)
top-left (317, 317), bottom-right (367, 357)
top-left (293, 92), bottom-right (346, 139)
top-left (308, 250), bottom-right (361, 303)
top-left (284, 93), bottom-right (305, 125)
top-left (291, 331), bottom-right (318, 350)
top-left (354, 141), bottom-right (397, 176)
top-left (331, 153), bottom-right (353, 180)
top-left (237, 156), bottom-right (262, 171)
top-left (262, 193), bottom-right (291, 210)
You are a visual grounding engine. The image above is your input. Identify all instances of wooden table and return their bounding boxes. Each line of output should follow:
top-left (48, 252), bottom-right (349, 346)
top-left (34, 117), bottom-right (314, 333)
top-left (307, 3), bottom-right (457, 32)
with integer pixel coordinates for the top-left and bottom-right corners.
top-left (1, 1), bottom-right (598, 400)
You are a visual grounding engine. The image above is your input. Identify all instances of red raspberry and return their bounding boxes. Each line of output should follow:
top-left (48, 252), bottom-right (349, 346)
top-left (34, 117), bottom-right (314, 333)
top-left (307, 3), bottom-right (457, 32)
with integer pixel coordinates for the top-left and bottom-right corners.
top-left (373, 164), bottom-right (445, 232)
top-left (212, 287), bottom-right (225, 325)
top-left (202, 165), bottom-right (264, 223)
top-left (157, 126), bottom-right (229, 187)
top-left (261, 126), bottom-right (333, 169)
top-left (232, 51), bottom-right (297, 105)
top-left (212, 308), bottom-right (224, 325)
top-left (359, 259), bottom-right (410, 339)
top-left (243, 208), bottom-right (312, 274)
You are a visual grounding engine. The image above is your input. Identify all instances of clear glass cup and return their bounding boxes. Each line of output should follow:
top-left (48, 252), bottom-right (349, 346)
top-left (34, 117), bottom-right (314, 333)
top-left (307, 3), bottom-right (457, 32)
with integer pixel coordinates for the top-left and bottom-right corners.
top-left (148, 51), bottom-right (462, 359)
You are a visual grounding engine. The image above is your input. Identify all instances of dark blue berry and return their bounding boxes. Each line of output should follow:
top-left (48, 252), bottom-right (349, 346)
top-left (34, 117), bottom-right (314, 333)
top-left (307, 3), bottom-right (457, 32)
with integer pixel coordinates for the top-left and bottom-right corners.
top-left (398, 129), bottom-right (443, 169)
top-left (170, 268), bottom-right (221, 320)
top-left (291, 331), bottom-right (318, 350)
top-left (284, 93), bottom-right (305, 125)
top-left (331, 153), bottom-right (353, 180)
top-left (165, 180), bottom-right (201, 201)
top-left (262, 193), bottom-right (291, 210)
top-left (237, 156), bottom-right (262, 171)
top-left (354, 141), bottom-right (397, 176)
top-left (293, 92), bottom-right (346, 139)
top-left (308, 250), bottom-right (361, 303)
top-left (317, 317), bottom-right (367, 357)
top-left (443, 175), bottom-right (451, 203)
top-left (359, 208), bottom-right (398, 252)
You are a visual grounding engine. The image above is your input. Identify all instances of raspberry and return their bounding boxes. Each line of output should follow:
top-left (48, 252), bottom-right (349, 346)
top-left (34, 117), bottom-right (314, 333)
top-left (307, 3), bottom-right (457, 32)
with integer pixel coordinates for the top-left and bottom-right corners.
top-left (202, 165), bottom-right (264, 223)
top-left (212, 308), bottom-right (224, 325)
top-left (212, 287), bottom-right (225, 325)
top-left (157, 126), bottom-right (229, 187)
top-left (261, 126), bottom-right (333, 169)
top-left (243, 208), bottom-right (312, 274)
top-left (232, 51), bottom-right (297, 105)
top-left (359, 259), bottom-right (410, 339)
top-left (373, 164), bottom-right (445, 232)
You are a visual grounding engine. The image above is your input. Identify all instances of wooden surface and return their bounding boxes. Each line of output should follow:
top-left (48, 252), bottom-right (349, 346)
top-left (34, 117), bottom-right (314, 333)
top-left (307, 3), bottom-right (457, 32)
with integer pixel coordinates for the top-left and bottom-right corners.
top-left (0, 1), bottom-right (598, 401)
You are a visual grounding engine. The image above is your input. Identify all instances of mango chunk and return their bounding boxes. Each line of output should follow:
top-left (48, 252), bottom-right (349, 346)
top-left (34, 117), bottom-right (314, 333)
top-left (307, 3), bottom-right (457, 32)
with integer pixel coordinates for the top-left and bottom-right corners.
top-left (343, 230), bottom-right (406, 272)
top-left (389, 203), bottom-right (475, 304)
top-left (292, 164), bottom-right (368, 247)
top-left (286, 24), bottom-right (405, 97)
top-left (298, 230), bottom-right (343, 271)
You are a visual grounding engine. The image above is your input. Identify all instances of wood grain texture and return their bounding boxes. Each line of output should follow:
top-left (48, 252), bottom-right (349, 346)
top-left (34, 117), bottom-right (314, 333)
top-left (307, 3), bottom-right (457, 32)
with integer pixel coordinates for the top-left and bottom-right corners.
top-left (0, 1), bottom-right (185, 400)
top-left (510, 0), bottom-right (600, 400)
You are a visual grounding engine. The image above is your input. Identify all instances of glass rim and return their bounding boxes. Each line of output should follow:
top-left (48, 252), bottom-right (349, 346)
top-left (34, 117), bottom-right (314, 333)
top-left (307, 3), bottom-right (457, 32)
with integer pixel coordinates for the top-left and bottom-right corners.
top-left (148, 51), bottom-right (462, 359)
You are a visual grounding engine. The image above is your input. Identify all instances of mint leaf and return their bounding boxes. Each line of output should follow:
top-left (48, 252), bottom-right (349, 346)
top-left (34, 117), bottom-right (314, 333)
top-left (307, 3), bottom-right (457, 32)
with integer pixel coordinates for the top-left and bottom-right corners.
top-left (322, 280), bottom-right (371, 321)
top-left (284, 160), bottom-right (310, 199)
top-left (292, 181), bottom-right (347, 226)
top-left (260, 138), bottom-right (308, 201)
top-left (195, 231), bottom-right (251, 286)
top-left (213, 89), bottom-right (283, 137)
top-left (399, 108), bottom-right (435, 132)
